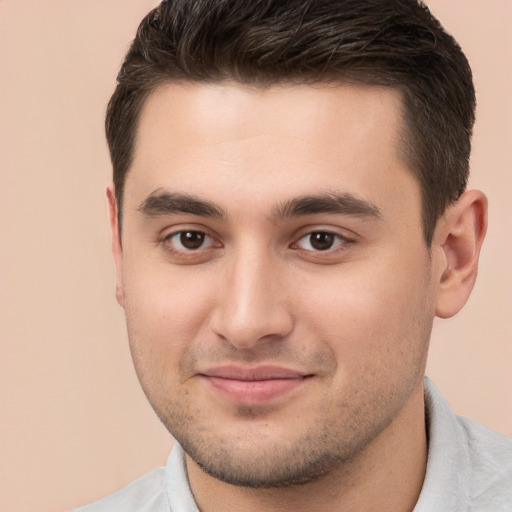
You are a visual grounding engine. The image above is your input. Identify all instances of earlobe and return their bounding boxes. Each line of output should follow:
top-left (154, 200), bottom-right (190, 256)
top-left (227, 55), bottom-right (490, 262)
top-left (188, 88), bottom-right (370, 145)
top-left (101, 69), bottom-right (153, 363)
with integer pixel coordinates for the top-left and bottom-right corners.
top-left (106, 184), bottom-right (125, 308)
top-left (434, 189), bottom-right (487, 318)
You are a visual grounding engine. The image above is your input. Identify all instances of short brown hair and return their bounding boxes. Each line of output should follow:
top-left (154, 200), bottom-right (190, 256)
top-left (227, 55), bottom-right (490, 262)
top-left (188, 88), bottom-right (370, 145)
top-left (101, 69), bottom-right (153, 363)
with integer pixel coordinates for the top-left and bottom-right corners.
top-left (106, 0), bottom-right (475, 244)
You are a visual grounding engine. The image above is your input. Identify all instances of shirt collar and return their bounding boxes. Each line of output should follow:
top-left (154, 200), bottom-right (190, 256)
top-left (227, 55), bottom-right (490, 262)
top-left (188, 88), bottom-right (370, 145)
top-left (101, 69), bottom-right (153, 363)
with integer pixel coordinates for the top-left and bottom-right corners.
top-left (413, 377), bottom-right (470, 511)
top-left (164, 378), bottom-right (470, 512)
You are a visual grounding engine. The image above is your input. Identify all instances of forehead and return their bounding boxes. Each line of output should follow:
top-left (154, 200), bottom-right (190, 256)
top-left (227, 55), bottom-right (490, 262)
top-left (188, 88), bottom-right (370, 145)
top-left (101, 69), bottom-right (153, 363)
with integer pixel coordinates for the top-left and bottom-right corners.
top-left (134, 81), bottom-right (405, 155)
top-left (127, 81), bottom-right (416, 219)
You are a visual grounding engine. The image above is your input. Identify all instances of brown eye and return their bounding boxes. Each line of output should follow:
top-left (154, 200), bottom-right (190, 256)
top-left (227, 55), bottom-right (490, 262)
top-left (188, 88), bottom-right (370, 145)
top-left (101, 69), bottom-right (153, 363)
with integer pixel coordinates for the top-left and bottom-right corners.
top-left (309, 232), bottom-right (335, 251)
top-left (179, 231), bottom-right (205, 249)
top-left (295, 231), bottom-right (346, 252)
top-left (166, 230), bottom-right (214, 251)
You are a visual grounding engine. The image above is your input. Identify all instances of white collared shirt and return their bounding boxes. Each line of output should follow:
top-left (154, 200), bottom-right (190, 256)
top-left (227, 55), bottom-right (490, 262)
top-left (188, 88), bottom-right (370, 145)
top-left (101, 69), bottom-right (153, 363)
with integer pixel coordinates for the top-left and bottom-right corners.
top-left (72, 378), bottom-right (512, 511)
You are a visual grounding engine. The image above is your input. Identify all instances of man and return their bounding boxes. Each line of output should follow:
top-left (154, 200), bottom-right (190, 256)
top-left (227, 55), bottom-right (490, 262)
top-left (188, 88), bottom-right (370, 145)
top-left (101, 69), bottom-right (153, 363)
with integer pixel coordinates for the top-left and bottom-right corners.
top-left (74, 0), bottom-right (512, 510)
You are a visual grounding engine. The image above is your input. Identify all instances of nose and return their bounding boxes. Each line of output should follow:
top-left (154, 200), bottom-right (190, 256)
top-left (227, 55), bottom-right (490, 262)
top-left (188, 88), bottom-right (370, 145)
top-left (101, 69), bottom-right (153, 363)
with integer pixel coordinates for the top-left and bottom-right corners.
top-left (209, 247), bottom-right (294, 350)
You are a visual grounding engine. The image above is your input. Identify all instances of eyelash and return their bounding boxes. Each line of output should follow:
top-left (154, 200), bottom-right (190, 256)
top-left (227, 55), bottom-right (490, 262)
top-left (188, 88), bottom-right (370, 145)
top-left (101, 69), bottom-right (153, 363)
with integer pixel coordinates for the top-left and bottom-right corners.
top-left (291, 231), bottom-right (351, 253)
top-left (159, 227), bottom-right (354, 266)
top-left (161, 229), bottom-right (221, 258)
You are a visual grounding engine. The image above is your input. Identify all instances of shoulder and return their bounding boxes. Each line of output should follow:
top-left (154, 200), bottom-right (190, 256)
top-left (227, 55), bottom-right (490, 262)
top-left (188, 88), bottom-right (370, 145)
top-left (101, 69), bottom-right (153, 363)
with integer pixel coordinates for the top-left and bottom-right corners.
top-left (70, 444), bottom-right (198, 512)
top-left (458, 415), bottom-right (512, 466)
top-left (417, 378), bottom-right (512, 511)
top-left (71, 467), bottom-right (169, 512)
top-left (457, 416), bottom-right (512, 510)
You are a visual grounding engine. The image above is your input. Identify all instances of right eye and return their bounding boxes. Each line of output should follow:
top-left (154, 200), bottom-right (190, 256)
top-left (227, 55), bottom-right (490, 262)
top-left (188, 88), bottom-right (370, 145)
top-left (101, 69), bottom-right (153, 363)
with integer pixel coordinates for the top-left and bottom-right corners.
top-left (164, 230), bottom-right (217, 252)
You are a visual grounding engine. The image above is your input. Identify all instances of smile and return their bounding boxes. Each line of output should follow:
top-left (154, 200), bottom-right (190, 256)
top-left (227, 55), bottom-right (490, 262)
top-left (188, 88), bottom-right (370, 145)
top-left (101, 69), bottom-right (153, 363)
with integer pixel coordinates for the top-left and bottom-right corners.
top-left (199, 366), bottom-right (312, 406)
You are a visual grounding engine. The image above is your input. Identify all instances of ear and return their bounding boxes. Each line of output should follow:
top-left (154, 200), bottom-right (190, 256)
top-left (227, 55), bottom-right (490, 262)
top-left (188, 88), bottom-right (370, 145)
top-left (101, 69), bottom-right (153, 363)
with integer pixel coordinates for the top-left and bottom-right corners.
top-left (433, 189), bottom-right (487, 318)
top-left (106, 184), bottom-right (125, 307)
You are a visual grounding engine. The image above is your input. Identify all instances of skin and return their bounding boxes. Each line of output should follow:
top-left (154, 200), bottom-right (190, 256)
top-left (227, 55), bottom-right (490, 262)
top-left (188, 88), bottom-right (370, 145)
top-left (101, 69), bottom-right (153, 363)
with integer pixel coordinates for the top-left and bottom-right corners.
top-left (108, 82), bottom-right (487, 512)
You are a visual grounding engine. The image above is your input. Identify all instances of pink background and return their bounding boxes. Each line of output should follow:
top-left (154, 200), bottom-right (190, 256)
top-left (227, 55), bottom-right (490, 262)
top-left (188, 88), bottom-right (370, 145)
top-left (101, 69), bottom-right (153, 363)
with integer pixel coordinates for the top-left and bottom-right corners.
top-left (0, 1), bottom-right (510, 511)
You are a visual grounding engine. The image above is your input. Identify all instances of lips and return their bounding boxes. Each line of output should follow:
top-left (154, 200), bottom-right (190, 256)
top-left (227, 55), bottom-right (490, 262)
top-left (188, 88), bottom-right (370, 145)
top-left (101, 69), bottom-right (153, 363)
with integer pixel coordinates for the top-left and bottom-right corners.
top-left (199, 366), bottom-right (310, 405)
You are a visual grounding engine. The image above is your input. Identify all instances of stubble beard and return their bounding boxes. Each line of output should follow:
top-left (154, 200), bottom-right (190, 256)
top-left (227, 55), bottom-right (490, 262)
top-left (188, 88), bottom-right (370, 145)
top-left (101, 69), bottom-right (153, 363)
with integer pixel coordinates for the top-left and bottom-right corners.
top-left (150, 372), bottom-right (424, 490)
top-left (131, 288), bottom-right (432, 490)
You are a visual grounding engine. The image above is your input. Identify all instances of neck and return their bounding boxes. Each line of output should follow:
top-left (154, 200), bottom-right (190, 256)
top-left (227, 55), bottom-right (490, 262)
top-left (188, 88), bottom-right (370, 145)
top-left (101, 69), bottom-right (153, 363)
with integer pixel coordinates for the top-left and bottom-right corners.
top-left (186, 382), bottom-right (427, 512)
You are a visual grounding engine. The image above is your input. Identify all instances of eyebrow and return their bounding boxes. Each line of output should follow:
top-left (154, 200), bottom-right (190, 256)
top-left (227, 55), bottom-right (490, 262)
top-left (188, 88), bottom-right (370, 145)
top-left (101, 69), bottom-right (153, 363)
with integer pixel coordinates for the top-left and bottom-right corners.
top-left (272, 193), bottom-right (382, 221)
top-left (138, 190), bottom-right (382, 222)
top-left (138, 191), bottom-right (226, 219)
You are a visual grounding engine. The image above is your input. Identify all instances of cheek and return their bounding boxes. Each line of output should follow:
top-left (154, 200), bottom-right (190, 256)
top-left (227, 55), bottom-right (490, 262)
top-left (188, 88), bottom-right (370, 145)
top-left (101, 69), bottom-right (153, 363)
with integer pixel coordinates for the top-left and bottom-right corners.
top-left (294, 253), bottom-right (434, 367)
top-left (121, 257), bottom-right (217, 365)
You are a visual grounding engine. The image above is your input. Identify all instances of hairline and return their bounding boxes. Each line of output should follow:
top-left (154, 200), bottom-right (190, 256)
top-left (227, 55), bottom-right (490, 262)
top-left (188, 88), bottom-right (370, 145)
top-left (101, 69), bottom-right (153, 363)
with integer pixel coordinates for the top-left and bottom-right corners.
top-left (115, 76), bottom-right (435, 245)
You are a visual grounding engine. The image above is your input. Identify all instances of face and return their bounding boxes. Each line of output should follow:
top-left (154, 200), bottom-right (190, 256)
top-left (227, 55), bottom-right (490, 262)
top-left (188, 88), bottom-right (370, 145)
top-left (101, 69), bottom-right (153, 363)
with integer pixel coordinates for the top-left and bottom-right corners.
top-left (114, 82), bottom-right (437, 487)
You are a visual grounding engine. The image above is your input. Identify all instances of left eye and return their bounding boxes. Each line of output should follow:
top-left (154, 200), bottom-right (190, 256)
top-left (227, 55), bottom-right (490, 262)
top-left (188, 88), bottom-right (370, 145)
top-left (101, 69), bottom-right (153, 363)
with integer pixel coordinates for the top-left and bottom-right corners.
top-left (295, 231), bottom-right (346, 251)
top-left (167, 230), bottom-right (215, 251)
